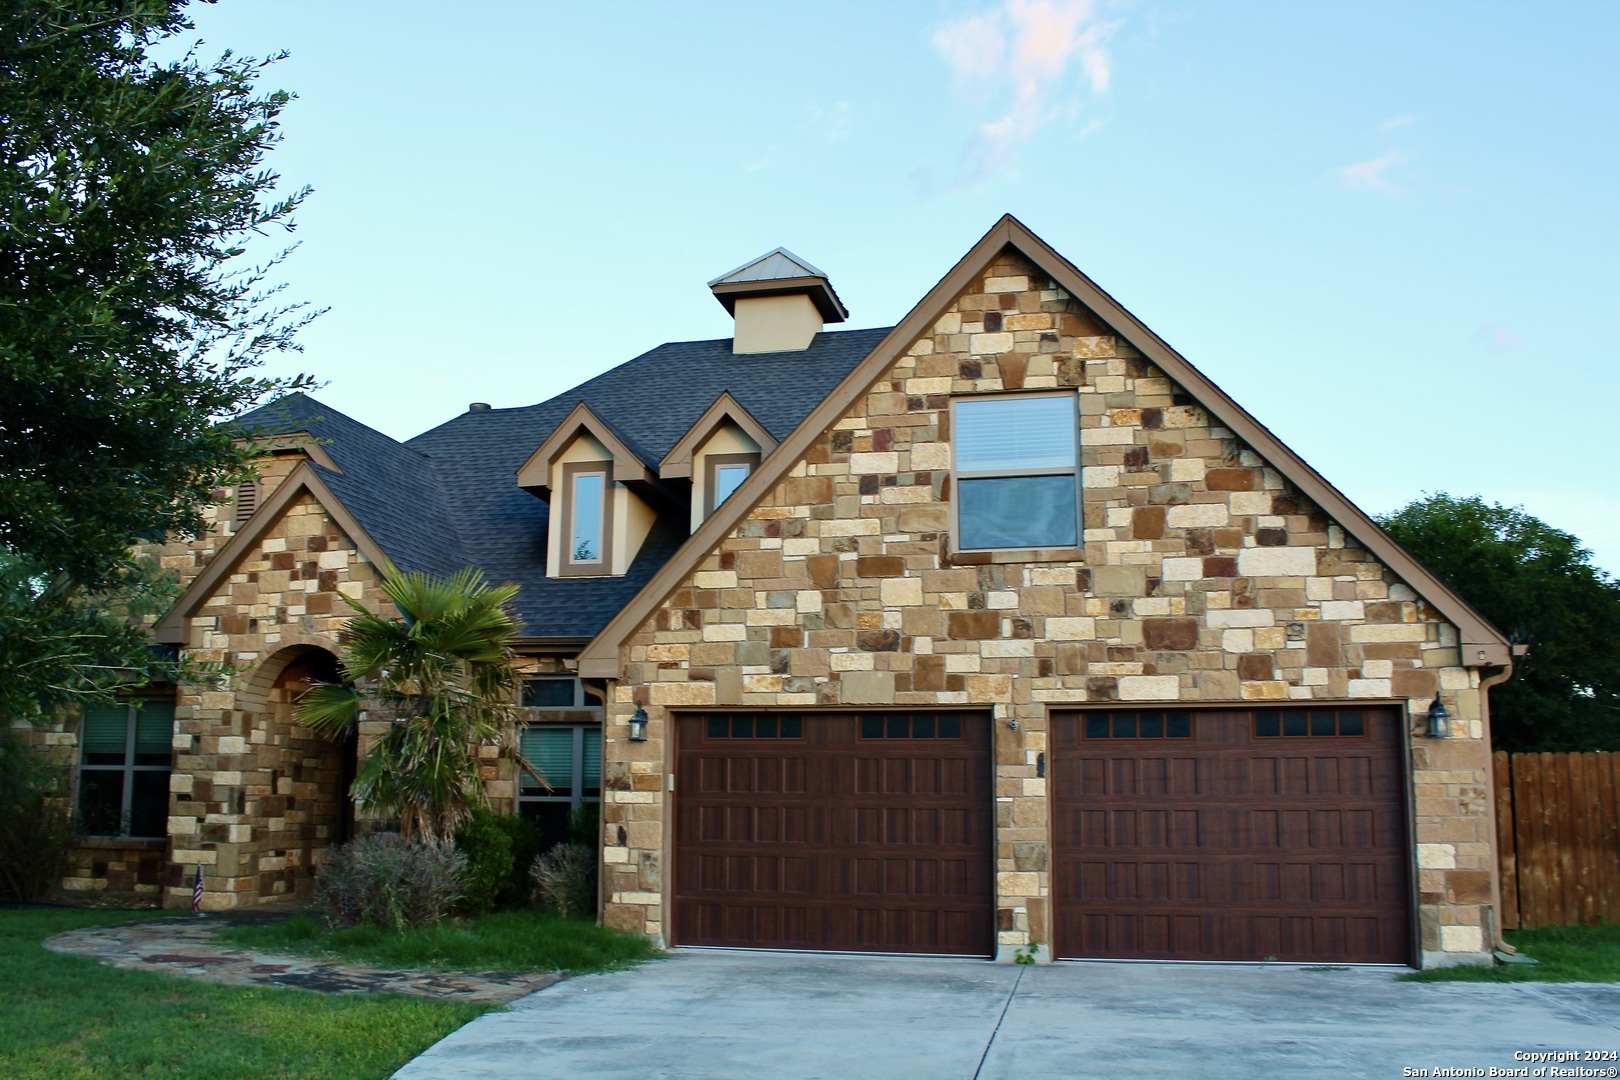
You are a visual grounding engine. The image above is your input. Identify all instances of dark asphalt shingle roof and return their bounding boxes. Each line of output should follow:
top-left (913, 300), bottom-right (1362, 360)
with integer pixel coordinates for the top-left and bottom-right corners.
top-left (230, 327), bottom-right (890, 638)
top-left (229, 394), bottom-right (471, 580)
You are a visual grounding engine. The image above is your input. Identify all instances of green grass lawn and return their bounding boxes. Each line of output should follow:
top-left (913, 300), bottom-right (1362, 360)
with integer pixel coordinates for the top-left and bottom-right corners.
top-left (217, 909), bottom-right (659, 974)
top-left (0, 907), bottom-right (496, 1079)
top-left (1402, 923), bottom-right (1620, 983)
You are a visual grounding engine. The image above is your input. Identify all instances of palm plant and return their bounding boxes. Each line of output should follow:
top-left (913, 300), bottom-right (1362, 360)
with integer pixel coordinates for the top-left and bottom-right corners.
top-left (298, 566), bottom-right (520, 843)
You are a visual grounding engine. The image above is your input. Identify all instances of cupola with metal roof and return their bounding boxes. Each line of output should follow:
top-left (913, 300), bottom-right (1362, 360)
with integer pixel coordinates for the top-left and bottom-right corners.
top-left (708, 247), bottom-right (848, 355)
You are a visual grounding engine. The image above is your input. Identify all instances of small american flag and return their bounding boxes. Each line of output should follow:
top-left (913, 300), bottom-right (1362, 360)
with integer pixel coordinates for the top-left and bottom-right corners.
top-left (191, 865), bottom-right (204, 915)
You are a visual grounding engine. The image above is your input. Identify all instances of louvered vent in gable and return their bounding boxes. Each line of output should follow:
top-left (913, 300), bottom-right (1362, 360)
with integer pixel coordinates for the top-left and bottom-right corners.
top-left (232, 481), bottom-right (259, 528)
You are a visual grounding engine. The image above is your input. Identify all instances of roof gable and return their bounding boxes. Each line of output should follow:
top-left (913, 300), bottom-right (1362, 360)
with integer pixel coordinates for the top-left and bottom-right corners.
top-left (658, 392), bottom-right (778, 480)
top-left (516, 401), bottom-right (658, 493)
top-left (153, 462), bottom-right (389, 643)
top-left (576, 214), bottom-right (1511, 676)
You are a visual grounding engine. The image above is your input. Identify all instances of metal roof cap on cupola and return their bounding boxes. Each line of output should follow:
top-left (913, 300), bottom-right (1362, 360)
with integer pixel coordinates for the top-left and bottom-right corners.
top-left (709, 247), bottom-right (848, 355)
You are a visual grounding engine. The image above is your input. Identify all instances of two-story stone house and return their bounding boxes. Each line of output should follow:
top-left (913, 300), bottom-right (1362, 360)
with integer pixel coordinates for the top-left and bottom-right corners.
top-left (58, 215), bottom-right (1512, 968)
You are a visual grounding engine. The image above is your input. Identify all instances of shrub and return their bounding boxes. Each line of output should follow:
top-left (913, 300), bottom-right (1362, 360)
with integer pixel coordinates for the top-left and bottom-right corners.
top-left (531, 843), bottom-right (597, 919)
top-left (0, 731), bottom-right (80, 901)
top-left (315, 832), bottom-right (466, 930)
top-left (452, 807), bottom-right (513, 915)
top-left (491, 813), bottom-right (545, 909)
top-left (567, 802), bottom-right (600, 848)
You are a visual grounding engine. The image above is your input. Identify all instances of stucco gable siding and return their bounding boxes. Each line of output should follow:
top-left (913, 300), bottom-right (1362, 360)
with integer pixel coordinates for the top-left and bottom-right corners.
top-left (603, 250), bottom-right (1496, 965)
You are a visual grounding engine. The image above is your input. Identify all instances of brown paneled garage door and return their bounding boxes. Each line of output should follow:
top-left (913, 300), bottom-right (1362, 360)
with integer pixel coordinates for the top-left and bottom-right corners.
top-left (673, 711), bottom-right (994, 956)
top-left (1052, 707), bottom-right (1411, 964)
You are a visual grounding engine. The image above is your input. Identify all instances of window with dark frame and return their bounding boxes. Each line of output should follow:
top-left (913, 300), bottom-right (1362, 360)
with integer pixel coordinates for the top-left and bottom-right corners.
top-left (704, 452), bottom-right (760, 519)
top-left (1081, 710), bottom-right (1194, 740)
top-left (78, 700), bottom-right (174, 838)
top-left (1252, 709), bottom-right (1366, 738)
top-left (858, 712), bottom-right (965, 740)
top-left (521, 677), bottom-right (588, 709)
top-left (704, 713), bottom-right (804, 739)
top-left (560, 461), bottom-right (613, 576)
top-left (516, 723), bottom-right (601, 852)
top-left (952, 394), bottom-right (1079, 550)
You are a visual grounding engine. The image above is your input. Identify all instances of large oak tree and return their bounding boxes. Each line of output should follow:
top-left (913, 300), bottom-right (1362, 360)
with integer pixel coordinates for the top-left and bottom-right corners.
top-left (0, 0), bottom-right (315, 718)
top-left (1379, 494), bottom-right (1620, 753)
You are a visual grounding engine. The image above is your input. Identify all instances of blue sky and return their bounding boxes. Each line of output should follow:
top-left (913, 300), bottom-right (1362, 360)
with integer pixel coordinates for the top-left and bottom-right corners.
top-left (179, 0), bottom-right (1619, 572)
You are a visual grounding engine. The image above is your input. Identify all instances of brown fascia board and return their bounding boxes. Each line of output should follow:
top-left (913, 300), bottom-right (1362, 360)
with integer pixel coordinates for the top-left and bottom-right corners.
top-left (151, 461), bottom-right (391, 644)
top-left (576, 214), bottom-right (1510, 678)
top-left (710, 276), bottom-right (849, 323)
top-left (237, 431), bottom-right (342, 473)
top-left (658, 392), bottom-right (779, 480)
top-left (515, 401), bottom-right (657, 493)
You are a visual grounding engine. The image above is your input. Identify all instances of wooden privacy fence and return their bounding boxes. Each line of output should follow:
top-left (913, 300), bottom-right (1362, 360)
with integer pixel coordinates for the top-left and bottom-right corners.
top-left (1495, 751), bottom-right (1620, 929)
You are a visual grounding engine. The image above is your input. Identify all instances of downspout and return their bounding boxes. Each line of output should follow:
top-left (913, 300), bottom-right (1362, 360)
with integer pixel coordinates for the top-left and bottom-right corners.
top-left (1478, 654), bottom-right (1520, 954)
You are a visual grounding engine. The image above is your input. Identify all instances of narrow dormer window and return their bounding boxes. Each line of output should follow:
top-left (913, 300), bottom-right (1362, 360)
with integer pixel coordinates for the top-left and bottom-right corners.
top-left (562, 462), bottom-right (612, 576)
top-left (704, 452), bottom-right (759, 519)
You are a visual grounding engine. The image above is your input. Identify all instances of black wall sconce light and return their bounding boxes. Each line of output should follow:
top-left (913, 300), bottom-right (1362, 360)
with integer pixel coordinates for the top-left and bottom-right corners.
top-left (628, 705), bottom-right (649, 743)
top-left (1425, 694), bottom-right (1452, 739)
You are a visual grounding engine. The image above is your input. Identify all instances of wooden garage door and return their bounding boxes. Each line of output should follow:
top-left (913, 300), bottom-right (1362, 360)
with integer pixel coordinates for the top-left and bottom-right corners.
top-left (673, 711), bottom-right (994, 955)
top-left (1052, 707), bottom-right (1411, 964)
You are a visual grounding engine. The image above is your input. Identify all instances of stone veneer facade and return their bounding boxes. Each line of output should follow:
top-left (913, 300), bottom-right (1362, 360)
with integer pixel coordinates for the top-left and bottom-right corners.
top-left (601, 250), bottom-right (1498, 966)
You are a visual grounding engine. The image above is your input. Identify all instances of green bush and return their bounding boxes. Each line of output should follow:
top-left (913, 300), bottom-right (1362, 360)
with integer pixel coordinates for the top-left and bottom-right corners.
top-left (531, 843), bottom-right (596, 919)
top-left (315, 832), bottom-right (466, 930)
top-left (567, 802), bottom-right (600, 848)
top-left (491, 813), bottom-right (545, 909)
top-left (0, 731), bottom-right (80, 901)
top-left (452, 807), bottom-right (513, 915)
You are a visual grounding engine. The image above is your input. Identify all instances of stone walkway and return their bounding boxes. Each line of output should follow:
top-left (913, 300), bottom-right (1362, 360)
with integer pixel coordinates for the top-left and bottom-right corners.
top-left (44, 911), bottom-right (561, 1003)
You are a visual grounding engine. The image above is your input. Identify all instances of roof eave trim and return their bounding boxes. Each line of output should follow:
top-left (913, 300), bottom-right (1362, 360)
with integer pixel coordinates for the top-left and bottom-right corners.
top-left (516, 402), bottom-right (657, 493)
top-left (658, 392), bottom-right (780, 480)
top-left (235, 430), bottom-right (342, 473)
top-left (709, 277), bottom-right (849, 323)
top-left (152, 461), bottom-right (391, 644)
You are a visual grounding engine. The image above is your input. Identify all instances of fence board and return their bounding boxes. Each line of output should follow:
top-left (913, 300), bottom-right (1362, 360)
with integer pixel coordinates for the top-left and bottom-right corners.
top-left (1494, 751), bottom-right (1620, 929)
top-left (1494, 751), bottom-right (1519, 930)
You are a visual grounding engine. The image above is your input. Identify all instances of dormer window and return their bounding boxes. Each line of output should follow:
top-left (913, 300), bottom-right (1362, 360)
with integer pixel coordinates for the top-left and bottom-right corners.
top-left (562, 463), bottom-right (612, 574)
top-left (517, 404), bottom-right (667, 580)
top-left (705, 453), bottom-right (759, 518)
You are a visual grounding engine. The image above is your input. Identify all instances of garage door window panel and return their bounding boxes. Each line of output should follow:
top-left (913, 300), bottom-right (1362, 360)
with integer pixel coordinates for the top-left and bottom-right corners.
top-left (953, 395), bottom-right (1078, 550)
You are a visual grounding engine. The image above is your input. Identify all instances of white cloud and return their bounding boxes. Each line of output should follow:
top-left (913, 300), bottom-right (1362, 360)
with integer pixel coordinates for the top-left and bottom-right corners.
top-left (1339, 150), bottom-right (1408, 192)
top-left (1380, 114), bottom-right (1418, 132)
top-left (805, 101), bottom-right (853, 142)
top-left (929, 0), bottom-right (1117, 189)
top-left (1479, 322), bottom-right (1526, 350)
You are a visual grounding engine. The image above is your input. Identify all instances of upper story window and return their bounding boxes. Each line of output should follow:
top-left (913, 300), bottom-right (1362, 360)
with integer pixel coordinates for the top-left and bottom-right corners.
top-left (704, 452), bottom-right (759, 518)
top-left (79, 700), bottom-right (174, 838)
top-left (561, 463), bottom-right (612, 576)
top-left (952, 393), bottom-right (1079, 550)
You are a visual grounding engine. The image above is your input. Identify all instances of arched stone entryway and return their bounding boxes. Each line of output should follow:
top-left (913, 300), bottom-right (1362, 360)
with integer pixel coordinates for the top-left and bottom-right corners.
top-left (240, 644), bottom-right (357, 902)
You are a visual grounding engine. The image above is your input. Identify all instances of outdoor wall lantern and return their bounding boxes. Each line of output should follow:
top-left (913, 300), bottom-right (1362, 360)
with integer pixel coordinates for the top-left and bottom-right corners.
top-left (1425, 694), bottom-right (1452, 739)
top-left (628, 705), bottom-right (649, 743)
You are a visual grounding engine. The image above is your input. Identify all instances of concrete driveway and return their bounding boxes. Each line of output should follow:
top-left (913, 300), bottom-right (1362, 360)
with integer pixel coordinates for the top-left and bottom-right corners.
top-left (395, 951), bottom-right (1620, 1080)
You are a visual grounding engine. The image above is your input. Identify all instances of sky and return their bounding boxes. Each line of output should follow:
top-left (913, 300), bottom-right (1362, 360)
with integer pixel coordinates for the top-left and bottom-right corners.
top-left (173, 0), bottom-right (1619, 572)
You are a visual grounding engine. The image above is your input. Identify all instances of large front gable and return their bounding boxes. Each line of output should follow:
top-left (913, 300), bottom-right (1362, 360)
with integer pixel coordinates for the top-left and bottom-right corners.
top-left (587, 216), bottom-right (1509, 968)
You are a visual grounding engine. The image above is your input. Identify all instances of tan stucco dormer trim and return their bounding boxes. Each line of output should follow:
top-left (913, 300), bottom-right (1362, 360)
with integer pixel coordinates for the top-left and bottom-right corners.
top-left (657, 392), bottom-right (777, 481)
top-left (516, 402), bottom-right (656, 496)
top-left (573, 213), bottom-right (1512, 678)
top-left (151, 460), bottom-right (389, 644)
